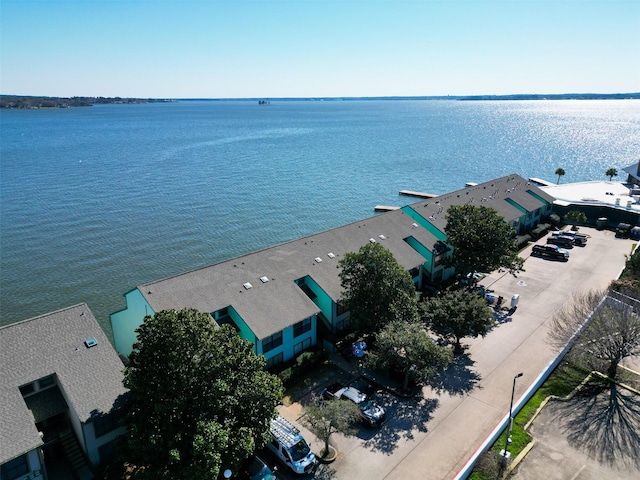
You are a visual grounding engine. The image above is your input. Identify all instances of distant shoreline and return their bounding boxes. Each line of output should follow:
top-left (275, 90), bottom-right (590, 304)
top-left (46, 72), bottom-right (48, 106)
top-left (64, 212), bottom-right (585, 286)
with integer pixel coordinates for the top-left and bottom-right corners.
top-left (1, 92), bottom-right (638, 109)
top-left (0, 95), bottom-right (175, 109)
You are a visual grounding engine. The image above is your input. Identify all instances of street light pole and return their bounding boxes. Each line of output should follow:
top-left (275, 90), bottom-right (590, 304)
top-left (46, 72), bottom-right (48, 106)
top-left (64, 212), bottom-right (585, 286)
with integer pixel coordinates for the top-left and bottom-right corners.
top-left (501, 372), bottom-right (523, 465)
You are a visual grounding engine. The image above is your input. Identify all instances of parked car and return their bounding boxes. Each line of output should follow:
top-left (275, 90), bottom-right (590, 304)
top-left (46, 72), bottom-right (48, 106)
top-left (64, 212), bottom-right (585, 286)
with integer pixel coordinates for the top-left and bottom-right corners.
top-left (547, 235), bottom-right (573, 248)
top-left (616, 223), bottom-right (632, 238)
top-left (321, 382), bottom-right (386, 427)
top-left (238, 456), bottom-right (278, 480)
top-left (532, 244), bottom-right (570, 261)
top-left (267, 416), bottom-right (316, 475)
top-left (551, 230), bottom-right (588, 246)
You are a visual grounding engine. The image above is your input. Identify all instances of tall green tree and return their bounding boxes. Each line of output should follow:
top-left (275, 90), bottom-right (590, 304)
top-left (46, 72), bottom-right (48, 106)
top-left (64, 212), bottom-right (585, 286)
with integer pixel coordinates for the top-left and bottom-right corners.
top-left (338, 242), bottom-right (419, 333)
top-left (123, 308), bottom-right (283, 479)
top-left (444, 204), bottom-right (524, 278)
top-left (605, 167), bottom-right (618, 181)
top-left (301, 397), bottom-right (361, 457)
top-left (367, 320), bottom-right (452, 391)
top-left (555, 167), bottom-right (566, 184)
top-left (422, 289), bottom-right (495, 353)
top-left (564, 210), bottom-right (587, 229)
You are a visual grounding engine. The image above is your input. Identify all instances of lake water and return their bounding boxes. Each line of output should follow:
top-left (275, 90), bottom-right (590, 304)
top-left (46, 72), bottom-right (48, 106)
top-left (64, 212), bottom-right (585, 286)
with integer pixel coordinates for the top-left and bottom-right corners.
top-left (1, 99), bottom-right (639, 338)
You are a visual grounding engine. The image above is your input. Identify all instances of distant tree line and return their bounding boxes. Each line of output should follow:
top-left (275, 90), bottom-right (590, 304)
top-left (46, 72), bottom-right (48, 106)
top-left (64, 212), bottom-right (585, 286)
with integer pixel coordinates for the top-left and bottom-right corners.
top-left (0, 95), bottom-right (174, 109)
top-left (459, 93), bottom-right (640, 101)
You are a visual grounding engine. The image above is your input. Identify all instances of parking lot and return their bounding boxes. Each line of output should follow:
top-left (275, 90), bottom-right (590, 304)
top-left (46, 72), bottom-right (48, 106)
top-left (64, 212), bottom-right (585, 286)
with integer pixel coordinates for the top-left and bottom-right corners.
top-left (274, 227), bottom-right (636, 480)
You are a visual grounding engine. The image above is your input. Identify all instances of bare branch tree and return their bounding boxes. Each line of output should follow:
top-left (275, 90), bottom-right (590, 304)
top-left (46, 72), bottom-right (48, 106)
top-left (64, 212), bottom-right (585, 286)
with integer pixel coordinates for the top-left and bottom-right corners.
top-left (548, 289), bottom-right (640, 379)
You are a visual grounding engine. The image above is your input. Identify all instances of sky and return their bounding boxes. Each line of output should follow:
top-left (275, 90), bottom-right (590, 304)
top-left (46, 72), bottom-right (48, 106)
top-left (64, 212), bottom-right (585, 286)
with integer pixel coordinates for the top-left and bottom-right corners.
top-left (1, 0), bottom-right (638, 98)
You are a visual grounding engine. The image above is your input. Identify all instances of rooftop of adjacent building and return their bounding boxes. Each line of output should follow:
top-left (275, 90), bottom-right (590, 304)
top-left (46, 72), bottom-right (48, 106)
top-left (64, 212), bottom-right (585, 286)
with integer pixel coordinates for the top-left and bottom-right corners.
top-left (0, 304), bottom-right (127, 464)
top-left (538, 179), bottom-right (640, 213)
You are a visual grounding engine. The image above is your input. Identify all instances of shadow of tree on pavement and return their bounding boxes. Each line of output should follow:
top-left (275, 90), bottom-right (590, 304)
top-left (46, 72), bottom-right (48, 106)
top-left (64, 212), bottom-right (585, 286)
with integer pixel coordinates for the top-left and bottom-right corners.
top-left (362, 396), bottom-right (439, 455)
top-left (426, 353), bottom-right (482, 396)
top-left (552, 381), bottom-right (640, 472)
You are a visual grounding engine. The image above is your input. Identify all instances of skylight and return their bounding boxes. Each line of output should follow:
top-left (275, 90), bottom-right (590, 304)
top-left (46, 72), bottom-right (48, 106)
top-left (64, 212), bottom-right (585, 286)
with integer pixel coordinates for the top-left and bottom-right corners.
top-left (243, 282), bottom-right (252, 290)
top-left (315, 257), bottom-right (323, 263)
top-left (260, 276), bottom-right (269, 283)
top-left (327, 252), bottom-right (335, 258)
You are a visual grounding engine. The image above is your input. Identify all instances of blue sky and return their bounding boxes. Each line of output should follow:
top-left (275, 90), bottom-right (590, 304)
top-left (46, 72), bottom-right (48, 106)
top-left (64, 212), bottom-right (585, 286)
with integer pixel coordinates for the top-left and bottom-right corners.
top-left (1, 0), bottom-right (638, 98)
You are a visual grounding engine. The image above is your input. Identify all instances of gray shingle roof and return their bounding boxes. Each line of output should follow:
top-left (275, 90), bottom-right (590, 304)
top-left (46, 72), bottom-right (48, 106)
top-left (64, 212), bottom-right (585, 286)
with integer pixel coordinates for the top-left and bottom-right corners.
top-left (139, 174), bottom-right (548, 341)
top-left (0, 304), bottom-right (127, 463)
top-left (141, 208), bottom-right (434, 340)
top-left (407, 174), bottom-right (555, 232)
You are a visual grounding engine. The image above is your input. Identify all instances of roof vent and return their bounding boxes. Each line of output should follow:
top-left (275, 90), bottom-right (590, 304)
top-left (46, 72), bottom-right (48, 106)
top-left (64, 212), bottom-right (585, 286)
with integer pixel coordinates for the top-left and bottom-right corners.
top-left (412, 222), bottom-right (419, 228)
top-left (327, 252), bottom-right (335, 258)
top-left (85, 337), bottom-right (98, 348)
top-left (314, 257), bottom-right (323, 263)
top-left (243, 282), bottom-right (252, 290)
top-left (260, 276), bottom-right (269, 283)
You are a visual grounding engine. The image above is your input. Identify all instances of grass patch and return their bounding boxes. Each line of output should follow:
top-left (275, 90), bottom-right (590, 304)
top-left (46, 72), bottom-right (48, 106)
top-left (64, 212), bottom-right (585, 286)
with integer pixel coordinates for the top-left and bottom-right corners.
top-left (471, 360), bottom-right (587, 478)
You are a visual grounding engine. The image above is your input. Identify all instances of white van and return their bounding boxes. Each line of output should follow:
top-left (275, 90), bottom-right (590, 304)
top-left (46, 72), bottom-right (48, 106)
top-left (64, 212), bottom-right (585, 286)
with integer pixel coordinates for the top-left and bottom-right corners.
top-left (267, 416), bottom-right (316, 475)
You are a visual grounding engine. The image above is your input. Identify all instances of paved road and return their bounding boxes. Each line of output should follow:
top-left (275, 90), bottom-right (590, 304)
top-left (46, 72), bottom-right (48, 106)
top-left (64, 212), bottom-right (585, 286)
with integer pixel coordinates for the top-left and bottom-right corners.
top-left (278, 227), bottom-right (635, 480)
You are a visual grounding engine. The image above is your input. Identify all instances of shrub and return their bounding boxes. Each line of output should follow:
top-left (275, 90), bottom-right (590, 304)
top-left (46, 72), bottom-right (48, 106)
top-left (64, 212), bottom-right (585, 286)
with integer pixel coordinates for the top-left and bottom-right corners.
top-left (276, 349), bottom-right (328, 386)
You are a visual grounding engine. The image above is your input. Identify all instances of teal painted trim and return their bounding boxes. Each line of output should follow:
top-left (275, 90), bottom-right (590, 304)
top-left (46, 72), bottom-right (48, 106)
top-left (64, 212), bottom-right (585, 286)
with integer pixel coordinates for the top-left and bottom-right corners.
top-left (226, 307), bottom-right (256, 351)
top-left (505, 197), bottom-right (528, 214)
top-left (404, 236), bottom-right (433, 265)
top-left (401, 206), bottom-right (447, 241)
top-left (526, 189), bottom-right (552, 206)
top-left (303, 276), bottom-right (332, 319)
top-left (110, 289), bottom-right (154, 358)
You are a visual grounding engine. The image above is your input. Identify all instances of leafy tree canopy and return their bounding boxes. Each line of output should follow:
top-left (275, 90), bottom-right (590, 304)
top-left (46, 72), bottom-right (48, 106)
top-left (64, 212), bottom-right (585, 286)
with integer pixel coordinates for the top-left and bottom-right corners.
top-left (555, 167), bottom-right (566, 184)
top-left (606, 167), bottom-right (618, 180)
top-left (302, 397), bottom-right (361, 456)
top-left (564, 210), bottom-right (587, 228)
top-left (444, 204), bottom-right (524, 278)
top-left (338, 242), bottom-right (419, 333)
top-left (123, 308), bottom-right (283, 479)
top-left (368, 320), bottom-right (452, 391)
top-left (422, 289), bottom-right (495, 353)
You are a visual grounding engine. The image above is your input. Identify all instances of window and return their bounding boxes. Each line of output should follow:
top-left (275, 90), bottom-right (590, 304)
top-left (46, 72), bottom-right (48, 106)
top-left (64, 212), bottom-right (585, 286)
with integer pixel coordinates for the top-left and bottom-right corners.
top-left (265, 353), bottom-right (283, 369)
top-left (1, 454), bottom-right (29, 479)
top-left (336, 301), bottom-right (348, 316)
top-left (262, 331), bottom-right (282, 353)
top-left (293, 318), bottom-right (311, 337)
top-left (19, 383), bottom-right (35, 397)
top-left (38, 375), bottom-right (55, 389)
top-left (294, 338), bottom-right (311, 355)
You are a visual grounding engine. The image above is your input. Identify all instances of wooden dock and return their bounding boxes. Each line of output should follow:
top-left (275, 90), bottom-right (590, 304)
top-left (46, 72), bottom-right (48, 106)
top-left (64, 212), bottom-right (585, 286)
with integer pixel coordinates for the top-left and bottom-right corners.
top-left (374, 205), bottom-right (400, 212)
top-left (399, 190), bottom-right (439, 199)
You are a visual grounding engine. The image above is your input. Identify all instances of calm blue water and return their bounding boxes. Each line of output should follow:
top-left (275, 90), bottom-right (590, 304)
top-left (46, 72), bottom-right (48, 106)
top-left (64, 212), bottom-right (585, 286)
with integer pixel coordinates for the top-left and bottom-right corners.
top-left (1, 99), bottom-right (639, 338)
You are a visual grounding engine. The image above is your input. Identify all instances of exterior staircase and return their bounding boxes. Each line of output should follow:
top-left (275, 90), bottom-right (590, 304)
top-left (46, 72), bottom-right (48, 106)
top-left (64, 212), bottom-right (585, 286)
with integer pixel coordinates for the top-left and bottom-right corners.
top-left (59, 430), bottom-right (94, 480)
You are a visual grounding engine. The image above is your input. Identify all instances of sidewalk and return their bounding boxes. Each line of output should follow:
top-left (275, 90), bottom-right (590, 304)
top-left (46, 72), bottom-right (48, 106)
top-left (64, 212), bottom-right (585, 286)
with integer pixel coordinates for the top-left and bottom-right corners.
top-left (278, 228), bottom-right (634, 479)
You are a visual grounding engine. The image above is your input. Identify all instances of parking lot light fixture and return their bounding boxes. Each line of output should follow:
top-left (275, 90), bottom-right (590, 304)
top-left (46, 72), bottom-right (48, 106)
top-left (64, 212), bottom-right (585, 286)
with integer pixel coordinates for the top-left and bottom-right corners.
top-left (500, 372), bottom-right (523, 465)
